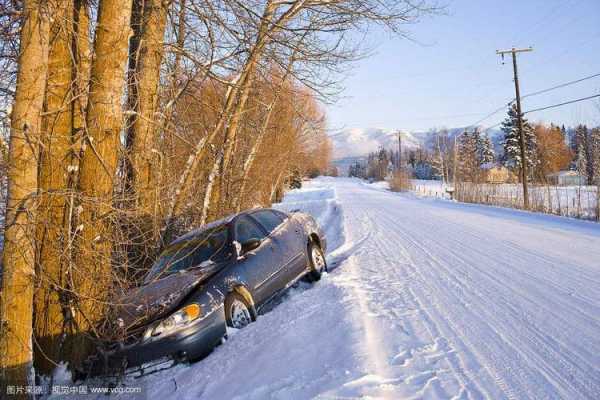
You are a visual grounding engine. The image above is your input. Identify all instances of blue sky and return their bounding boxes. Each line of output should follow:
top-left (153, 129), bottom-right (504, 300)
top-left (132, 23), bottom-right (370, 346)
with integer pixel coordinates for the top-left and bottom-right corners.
top-left (326, 0), bottom-right (600, 132)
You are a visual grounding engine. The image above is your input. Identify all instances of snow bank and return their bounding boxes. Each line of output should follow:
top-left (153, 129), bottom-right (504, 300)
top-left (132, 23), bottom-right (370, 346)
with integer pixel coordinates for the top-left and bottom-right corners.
top-left (278, 186), bottom-right (336, 203)
top-left (274, 179), bottom-right (345, 255)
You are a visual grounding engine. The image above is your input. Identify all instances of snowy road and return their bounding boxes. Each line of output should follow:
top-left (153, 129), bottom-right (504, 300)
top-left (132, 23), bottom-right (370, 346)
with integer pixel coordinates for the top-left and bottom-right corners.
top-left (320, 178), bottom-right (600, 399)
top-left (89, 177), bottom-right (600, 399)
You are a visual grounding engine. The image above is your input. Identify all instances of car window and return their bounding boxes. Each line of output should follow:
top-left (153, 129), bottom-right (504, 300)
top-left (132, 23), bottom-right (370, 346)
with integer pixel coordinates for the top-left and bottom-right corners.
top-left (272, 210), bottom-right (288, 221)
top-left (251, 210), bottom-right (284, 234)
top-left (234, 216), bottom-right (266, 243)
top-left (144, 226), bottom-right (229, 283)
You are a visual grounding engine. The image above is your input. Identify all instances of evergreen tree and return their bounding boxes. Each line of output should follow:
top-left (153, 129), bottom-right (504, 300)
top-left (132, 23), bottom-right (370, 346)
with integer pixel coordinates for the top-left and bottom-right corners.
top-left (576, 140), bottom-right (588, 181)
top-left (590, 128), bottom-right (600, 184)
top-left (365, 147), bottom-right (391, 181)
top-left (574, 125), bottom-right (594, 184)
top-left (568, 125), bottom-right (579, 155)
top-left (457, 130), bottom-right (478, 181)
top-left (457, 129), bottom-right (494, 182)
top-left (349, 161), bottom-right (366, 178)
top-left (501, 104), bottom-right (537, 178)
top-left (477, 133), bottom-right (495, 165)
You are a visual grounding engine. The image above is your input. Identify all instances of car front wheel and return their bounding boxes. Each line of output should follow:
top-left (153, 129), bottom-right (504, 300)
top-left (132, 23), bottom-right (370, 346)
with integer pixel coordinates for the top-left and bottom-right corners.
top-left (225, 292), bottom-right (256, 329)
top-left (307, 242), bottom-right (327, 282)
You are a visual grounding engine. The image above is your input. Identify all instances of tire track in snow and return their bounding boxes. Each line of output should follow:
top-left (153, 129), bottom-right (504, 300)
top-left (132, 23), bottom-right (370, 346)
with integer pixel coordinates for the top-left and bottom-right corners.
top-left (363, 208), bottom-right (495, 400)
top-left (338, 195), bottom-right (490, 399)
top-left (387, 205), bottom-right (600, 398)
top-left (386, 222), bottom-right (553, 400)
top-left (349, 186), bottom-right (600, 399)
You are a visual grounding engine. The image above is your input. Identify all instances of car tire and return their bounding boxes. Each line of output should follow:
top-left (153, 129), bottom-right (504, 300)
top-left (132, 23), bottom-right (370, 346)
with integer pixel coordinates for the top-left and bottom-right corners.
top-left (307, 242), bottom-right (327, 282)
top-left (225, 292), bottom-right (256, 329)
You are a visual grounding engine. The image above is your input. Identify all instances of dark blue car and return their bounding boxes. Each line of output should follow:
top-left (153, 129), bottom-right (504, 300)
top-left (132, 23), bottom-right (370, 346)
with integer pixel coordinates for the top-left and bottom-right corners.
top-left (91, 208), bottom-right (327, 373)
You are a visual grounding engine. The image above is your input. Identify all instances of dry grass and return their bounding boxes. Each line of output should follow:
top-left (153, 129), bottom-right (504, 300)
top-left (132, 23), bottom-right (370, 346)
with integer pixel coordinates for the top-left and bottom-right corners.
top-left (389, 170), bottom-right (413, 192)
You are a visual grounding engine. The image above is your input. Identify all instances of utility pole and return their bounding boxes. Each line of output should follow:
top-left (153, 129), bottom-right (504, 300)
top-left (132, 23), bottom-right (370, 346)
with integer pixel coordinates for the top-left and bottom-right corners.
top-left (397, 131), bottom-right (402, 171)
top-left (453, 134), bottom-right (458, 185)
top-left (497, 47), bottom-right (533, 209)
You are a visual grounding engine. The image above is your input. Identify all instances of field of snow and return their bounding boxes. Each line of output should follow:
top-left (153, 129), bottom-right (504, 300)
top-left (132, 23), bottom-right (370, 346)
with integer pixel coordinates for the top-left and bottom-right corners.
top-left (412, 179), bottom-right (452, 199)
top-left (64, 177), bottom-right (600, 399)
top-left (413, 179), bottom-right (599, 220)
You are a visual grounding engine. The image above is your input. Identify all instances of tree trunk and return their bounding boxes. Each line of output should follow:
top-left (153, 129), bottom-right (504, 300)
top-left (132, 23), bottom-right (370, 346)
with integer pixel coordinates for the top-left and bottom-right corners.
top-left (33, 0), bottom-right (91, 375)
top-left (0, 0), bottom-right (50, 393)
top-left (127, 0), bottom-right (169, 214)
top-left (72, 0), bottom-right (91, 135)
top-left (199, 149), bottom-right (224, 225)
top-left (234, 103), bottom-right (275, 212)
top-left (34, 0), bottom-right (75, 375)
top-left (68, 0), bottom-right (133, 368)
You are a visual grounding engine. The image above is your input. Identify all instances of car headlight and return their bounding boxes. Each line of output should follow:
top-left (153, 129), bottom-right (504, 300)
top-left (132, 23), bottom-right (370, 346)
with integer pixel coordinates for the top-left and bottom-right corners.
top-left (151, 304), bottom-right (202, 337)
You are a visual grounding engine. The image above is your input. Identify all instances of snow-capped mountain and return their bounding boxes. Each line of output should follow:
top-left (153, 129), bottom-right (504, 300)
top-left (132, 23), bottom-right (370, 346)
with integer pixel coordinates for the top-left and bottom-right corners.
top-left (329, 127), bottom-right (503, 160)
top-left (328, 128), bottom-right (421, 160)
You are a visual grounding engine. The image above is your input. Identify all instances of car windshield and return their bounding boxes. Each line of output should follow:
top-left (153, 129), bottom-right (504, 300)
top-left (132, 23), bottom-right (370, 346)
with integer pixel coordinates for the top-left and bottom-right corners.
top-left (144, 226), bottom-right (229, 283)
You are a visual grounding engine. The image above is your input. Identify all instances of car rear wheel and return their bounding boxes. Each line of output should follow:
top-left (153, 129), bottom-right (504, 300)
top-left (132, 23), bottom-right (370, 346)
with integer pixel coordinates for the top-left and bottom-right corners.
top-left (225, 292), bottom-right (256, 329)
top-left (307, 242), bottom-right (327, 282)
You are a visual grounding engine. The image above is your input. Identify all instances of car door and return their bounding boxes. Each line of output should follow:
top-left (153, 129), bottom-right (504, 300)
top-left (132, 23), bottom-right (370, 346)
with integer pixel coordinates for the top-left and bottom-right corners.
top-left (251, 210), bottom-right (306, 284)
top-left (233, 215), bottom-right (285, 304)
top-left (282, 213), bottom-right (311, 276)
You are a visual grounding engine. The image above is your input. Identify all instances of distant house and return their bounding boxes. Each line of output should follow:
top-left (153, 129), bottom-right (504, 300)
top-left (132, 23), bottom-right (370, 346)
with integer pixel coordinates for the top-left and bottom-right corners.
top-left (546, 171), bottom-right (586, 186)
top-left (481, 163), bottom-right (515, 184)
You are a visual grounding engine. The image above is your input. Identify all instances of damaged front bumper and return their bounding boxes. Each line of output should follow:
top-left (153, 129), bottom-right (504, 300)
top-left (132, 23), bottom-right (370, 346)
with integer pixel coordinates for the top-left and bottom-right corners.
top-left (87, 304), bottom-right (226, 376)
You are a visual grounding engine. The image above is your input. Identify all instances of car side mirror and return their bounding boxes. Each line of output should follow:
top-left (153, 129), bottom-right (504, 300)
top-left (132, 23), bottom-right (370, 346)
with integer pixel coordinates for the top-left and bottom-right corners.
top-left (241, 238), bottom-right (261, 254)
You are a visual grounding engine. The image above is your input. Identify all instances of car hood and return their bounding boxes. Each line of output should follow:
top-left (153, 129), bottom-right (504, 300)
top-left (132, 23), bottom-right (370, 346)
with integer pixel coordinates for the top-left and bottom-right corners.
top-left (115, 264), bottom-right (221, 331)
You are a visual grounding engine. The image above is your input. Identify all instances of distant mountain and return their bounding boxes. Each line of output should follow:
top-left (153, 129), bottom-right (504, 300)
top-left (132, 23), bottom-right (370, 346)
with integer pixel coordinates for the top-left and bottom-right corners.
top-left (328, 128), bottom-right (421, 159)
top-left (329, 127), bottom-right (503, 160)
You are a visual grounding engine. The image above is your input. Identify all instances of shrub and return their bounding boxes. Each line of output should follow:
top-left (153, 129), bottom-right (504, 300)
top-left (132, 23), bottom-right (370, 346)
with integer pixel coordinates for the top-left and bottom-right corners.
top-left (390, 170), bottom-right (412, 192)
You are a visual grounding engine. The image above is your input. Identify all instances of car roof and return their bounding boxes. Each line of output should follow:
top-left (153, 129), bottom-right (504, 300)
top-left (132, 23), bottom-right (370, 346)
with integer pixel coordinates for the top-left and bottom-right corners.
top-left (169, 208), bottom-right (285, 245)
top-left (170, 214), bottom-right (236, 245)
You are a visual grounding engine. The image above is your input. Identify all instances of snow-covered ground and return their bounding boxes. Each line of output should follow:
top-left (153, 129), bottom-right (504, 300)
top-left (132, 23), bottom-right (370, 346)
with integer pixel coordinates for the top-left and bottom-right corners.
top-left (68, 177), bottom-right (600, 399)
top-left (412, 179), bottom-right (452, 199)
top-left (412, 179), bottom-right (599, 220)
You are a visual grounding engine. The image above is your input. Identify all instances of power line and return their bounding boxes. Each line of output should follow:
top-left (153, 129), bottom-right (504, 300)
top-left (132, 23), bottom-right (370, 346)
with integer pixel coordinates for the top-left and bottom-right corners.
top-left (477, 93), bottom-right (600, 133)
top-left (523, 93), bottom-right (600, 114)
top-left (467, 104), bottom-right (511, 128)
top-left (521, 72), bottom-right (600, 100)
top-left (478, 121), bottom-right (503, 134)
top-left (477, 94), bottom-right (600, 132)
top-left (465, 71), bottom-right (600, 129)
